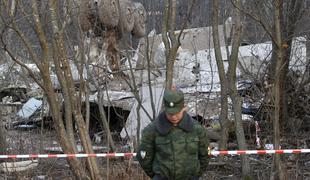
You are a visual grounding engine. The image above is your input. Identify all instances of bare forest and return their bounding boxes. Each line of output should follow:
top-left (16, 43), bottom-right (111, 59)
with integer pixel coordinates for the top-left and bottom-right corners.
top-left (0, 0), bottom-right (309, 180)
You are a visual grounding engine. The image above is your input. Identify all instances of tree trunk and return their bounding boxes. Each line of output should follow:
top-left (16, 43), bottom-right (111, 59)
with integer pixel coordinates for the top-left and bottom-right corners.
top-left (272, 1), bottom-right (286, 179)
top-left (211, 0), bottom-right (229, 154)
top-left (270, 1), bottom-right (304, 179)
top-left (98, 90), bottom-right (116, 151)
top-left (305, 33), bottom-right (310, 82)
top-left (45, 84), bottom-right (90, 179)
top-left (3, 0), bottom-right (16, 62)
top-left (227, 0), bottom-right (251, 178)
top-left (0, 111), bottom-right (6, 154)
top-left (162, 0), bottom-right (180, 89)
top-left (53, 40), bottom-right (77, 149)
top-left (162, 0), bottom-right (197, 89)
top-left (48, 1), bottom-right (102, 178)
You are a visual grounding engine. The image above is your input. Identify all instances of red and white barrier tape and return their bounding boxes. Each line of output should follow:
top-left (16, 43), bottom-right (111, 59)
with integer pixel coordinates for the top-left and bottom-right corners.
top-left (0, 153), bottom-right (137, 159)
top-left (1, 149), bottom-right (310, 159)
top-left (210, 149), bottom-right (310, 155)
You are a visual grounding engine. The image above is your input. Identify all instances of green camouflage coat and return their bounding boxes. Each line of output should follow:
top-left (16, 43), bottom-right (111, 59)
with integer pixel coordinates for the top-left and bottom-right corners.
top-left (137, 112), bottom-right (209, 180)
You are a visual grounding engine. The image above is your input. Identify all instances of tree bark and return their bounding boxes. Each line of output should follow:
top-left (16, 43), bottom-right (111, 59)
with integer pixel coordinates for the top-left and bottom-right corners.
top-left (162, 0), bottom-right (196, 89)
top-left (98, 90), bottom-right (116, 151)
top-left (227, 0), bottom-right (251, 178)
top-left (211, 0), bottom-right (229, 154)
top-left (0, 111), bottom-right (6, 154)
top-left (48, 1), bottom-right (102, 179)
top-left (272, 1), bottom-right (286, 179)
top-left (162, 0), bottom-right (180, 89)
top-left (1, 0), bottom-right (104, 179)
top-left (305, 33), bottom-right (310, 83)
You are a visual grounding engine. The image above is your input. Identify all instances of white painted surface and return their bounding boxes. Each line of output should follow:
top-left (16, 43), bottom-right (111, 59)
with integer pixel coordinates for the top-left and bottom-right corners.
top-left (120, 85), bottom-right (165, 139)
top-left (17, 98), bottom-right (42, 119)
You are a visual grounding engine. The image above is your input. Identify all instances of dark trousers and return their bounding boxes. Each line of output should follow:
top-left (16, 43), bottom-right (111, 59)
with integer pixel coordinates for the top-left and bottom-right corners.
top-left (152, 174), bottom-right (199, 180)
top-left (152, 174), bottom-right (168, 180)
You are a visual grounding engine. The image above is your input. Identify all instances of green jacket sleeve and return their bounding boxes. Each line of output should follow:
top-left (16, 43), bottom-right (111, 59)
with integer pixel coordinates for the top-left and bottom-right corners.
top-left (198, 126), bottom-right (209, 175)
top-left (136, 124), bottom-right (156, 178)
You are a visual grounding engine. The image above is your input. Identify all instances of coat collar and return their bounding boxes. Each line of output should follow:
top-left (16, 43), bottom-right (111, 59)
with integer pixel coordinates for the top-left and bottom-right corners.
top-left (155, 112), bottom-right (194, 135)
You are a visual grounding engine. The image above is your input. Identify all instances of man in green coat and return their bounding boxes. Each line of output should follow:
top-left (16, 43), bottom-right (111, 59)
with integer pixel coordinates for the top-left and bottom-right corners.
top-left (137, 89), bottom-right (209, 180)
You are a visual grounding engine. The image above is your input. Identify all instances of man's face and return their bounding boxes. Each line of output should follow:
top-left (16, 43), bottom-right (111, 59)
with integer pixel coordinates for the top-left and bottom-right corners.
top-left (165, 107), bottom-right (186, 126)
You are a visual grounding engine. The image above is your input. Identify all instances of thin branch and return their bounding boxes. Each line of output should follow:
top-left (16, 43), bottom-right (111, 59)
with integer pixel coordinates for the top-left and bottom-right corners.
top-left (230, 0), bottom-right (276, 45)
top-left (1, 36), bottom-right (45, 90)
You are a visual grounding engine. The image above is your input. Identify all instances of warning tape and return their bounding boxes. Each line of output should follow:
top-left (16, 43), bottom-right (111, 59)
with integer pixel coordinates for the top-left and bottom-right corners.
top-left (1, 149), bottom-right (310, 159)
top-left (210, 149), bottom-right (310, 155)
top-left (0, 153), bottom-right (137, 159)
